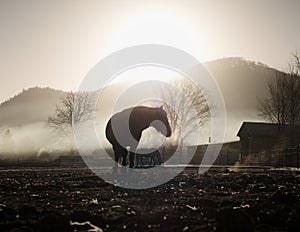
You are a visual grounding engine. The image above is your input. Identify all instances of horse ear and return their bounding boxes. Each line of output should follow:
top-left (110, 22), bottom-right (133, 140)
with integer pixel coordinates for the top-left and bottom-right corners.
top-left (159, 105), bottom-right (163, 110)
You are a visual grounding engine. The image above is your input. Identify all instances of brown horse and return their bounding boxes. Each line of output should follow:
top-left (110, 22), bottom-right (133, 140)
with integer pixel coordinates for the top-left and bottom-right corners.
top-left (105, 106), bottom-right (171, 168)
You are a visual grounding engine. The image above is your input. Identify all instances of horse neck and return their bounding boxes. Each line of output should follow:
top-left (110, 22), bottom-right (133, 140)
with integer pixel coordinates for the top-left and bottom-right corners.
top-left (144, 109), bottom-right (160, 129)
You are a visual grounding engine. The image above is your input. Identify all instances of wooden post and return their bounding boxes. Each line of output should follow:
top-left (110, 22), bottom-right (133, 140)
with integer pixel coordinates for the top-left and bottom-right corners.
top-left (297, 146), bottom-right (299, 168)
top-left (285, 148), bottom-right (288, 168)
top-left (259, 152), bottom-right (261, 166)
top-left (226, 149), bottom-right (229, 166)
top-left (162, 147), bottom-right (165, 167)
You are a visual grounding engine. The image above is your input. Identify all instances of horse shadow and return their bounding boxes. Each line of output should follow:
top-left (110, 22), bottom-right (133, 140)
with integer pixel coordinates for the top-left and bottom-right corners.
top-left (135, 149), bottom-right (162, 168)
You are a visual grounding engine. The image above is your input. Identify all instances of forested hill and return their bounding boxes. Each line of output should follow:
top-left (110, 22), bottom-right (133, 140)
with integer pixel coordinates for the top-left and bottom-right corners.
top-left (204, 57), bottom-right (278, 111)
top-left (0, 58), bottom-right (281, 137)
top-left (203, 57), bottom-right (280, 140)
top-left (0, 87), bottom-right (65, 126)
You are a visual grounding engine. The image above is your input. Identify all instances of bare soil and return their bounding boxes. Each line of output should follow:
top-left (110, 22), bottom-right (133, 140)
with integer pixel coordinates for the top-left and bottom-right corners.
top-left (0, 167), bottom-right (300, 231)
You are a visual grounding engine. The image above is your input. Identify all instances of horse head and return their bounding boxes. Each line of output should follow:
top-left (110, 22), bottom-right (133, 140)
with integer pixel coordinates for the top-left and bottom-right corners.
top-left (151, 106), bottom-right (172, 137)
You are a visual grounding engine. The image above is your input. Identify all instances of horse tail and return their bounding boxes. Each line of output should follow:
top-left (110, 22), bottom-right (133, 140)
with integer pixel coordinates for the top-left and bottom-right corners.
top-left (105, 119), bottom-right (114, 144)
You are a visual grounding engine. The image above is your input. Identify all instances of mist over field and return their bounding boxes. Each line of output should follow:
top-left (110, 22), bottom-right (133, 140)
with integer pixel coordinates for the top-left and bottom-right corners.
top-left (0, 58), bottom-right (279, 159)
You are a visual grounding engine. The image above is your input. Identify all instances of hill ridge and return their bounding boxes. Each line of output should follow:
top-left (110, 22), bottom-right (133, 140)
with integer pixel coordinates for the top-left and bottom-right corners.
top-left (0, 57), bottom-right (280, 141)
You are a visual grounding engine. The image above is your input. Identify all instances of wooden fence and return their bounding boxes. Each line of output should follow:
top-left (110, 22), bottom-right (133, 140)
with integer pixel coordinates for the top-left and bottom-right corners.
top-left (242, 146), bottom-right (300, 167)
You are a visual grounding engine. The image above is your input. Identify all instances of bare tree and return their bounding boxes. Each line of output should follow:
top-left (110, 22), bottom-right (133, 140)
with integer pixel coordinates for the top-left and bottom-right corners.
top-left (48, 92), bottom-right (93, 133)
top-left (290, 51), bottom-right (300, 75)
top-left (258, 53), bottom-right (300, 127)
top-left (47, 91), bottom-right (93, 155)
top-left (159, 79), bottom-right (210, 146)
top-left (287, 52), bottom-right (300, 125)
top-left (257, 71), bottom-right (289, 126)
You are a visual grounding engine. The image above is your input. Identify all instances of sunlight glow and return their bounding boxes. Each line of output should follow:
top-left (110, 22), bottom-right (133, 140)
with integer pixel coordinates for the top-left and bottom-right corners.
top-left (109, 66), bottom-right (180, 84)
top-left (109, 10), bottom-right (207, 62)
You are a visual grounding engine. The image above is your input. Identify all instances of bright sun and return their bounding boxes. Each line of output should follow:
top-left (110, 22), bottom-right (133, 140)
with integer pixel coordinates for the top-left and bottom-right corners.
top-left (109, 10), bottom-right (207, 64)
top-left (105, 10), bottom-right (208, 85)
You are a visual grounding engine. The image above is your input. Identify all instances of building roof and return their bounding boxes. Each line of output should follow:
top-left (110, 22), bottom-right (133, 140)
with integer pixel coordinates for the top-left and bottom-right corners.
top-left (237, 122), bottom-right (283, 137)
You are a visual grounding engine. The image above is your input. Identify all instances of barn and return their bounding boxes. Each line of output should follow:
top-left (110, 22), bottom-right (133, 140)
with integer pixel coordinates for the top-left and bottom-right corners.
top-left (237, 122), bottom-right (300, 156)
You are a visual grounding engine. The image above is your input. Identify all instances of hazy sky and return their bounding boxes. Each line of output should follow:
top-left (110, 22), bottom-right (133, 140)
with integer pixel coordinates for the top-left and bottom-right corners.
top-left (1, 0), bottom-right (300, 103)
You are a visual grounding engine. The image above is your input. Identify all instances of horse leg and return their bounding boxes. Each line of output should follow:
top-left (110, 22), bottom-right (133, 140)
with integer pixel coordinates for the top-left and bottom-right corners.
top-left (157, 152), bottom-right (162, 165)
top-left (136, 153), bottom-right (140, 167)
top-left (121, 149), bottom-right (128, 166)
top-left (112, 145), bottom-right (119, 167)
top-left (140, 154), bottom-right (145, 166)
top-left (129, 152), bottom-right (135, 168)
top-left (113, 145), bottom-right (127, 167)
top-left (150, 154), bottom-right (154, 166)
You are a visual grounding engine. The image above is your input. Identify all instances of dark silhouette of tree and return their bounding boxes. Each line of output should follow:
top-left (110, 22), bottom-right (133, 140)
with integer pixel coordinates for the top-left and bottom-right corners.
top-left (287, 52), bottom-right (300, 125)
top-left (47, 92), bottom-right (93, 154)
top-left (159, 79), bottom-right (210, 146)
top-left (257, 71), bottom-right (289, 126)
top-left (258, 53), bottom-right (300, 127)
top-left (48, 92), bottom-right (93, 133)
